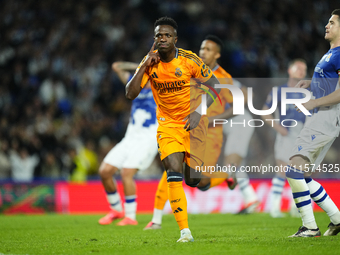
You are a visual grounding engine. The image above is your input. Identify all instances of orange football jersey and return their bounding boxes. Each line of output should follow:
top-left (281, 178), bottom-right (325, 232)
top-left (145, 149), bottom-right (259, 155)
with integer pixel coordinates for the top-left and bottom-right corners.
top-left (138, 48), bottom-right (213, 128)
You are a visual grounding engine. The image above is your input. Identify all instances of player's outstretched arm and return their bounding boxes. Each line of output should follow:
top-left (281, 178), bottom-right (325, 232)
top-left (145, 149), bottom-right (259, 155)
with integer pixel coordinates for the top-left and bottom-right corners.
top-left (125, 66), bottom-right (146, 100)
top-left (183, 74), bottom-right (221, 131)
top-left (301, 77), bottom-right (340, 110)
top-left (295, 79), bottom-right (311, 89)
top-left (125, 43), bottom-right (160, 100)
top-left (204, 74), bottom-right (221, 108)
top-left (112, 62), bottom-right (139, 85)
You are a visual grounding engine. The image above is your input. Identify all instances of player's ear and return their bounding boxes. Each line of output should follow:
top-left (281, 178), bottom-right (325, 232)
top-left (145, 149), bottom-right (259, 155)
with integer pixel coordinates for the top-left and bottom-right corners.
top-left (287, 67), bottom-right (292, 76)
top-left (174, 36), bottom-right (178, 44)
top-left (215, 52), bottom-right (221, 60)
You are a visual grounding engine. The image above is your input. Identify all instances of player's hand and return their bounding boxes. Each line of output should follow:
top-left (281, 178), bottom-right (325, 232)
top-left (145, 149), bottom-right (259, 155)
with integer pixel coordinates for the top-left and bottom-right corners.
top-left (183, 111), bottom-right (202, 131)
top-left (295, 80), bottom-right (311, 89)
top-left (295, 99), bottom-right (317, 112)
top-left (207, 116), bottom-right (215, 128)
top-left (142, 42), bottom-right (160, 68)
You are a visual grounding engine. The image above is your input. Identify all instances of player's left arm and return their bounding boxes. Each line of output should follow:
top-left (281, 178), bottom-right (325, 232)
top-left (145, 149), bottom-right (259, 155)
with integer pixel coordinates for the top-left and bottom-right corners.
top-left (302, 76), bottom-right (340, 110)
top-left (302, 59), bottom-right (340, 110)
top-left (112, 62), bottom-right (139, 85)
top-left (204, 74), bottom-right (222, 108)
top-left (184, 74), bottom-right (221, 131)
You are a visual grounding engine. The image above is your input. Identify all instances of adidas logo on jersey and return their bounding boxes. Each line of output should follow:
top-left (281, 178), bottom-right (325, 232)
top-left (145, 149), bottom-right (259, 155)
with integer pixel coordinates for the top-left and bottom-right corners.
top-left (311, 135), bottom-right (316, 141)
top-left (298, 146), bottom-right (303, 151)
top-left (151, 72), bottom-right (158, 78)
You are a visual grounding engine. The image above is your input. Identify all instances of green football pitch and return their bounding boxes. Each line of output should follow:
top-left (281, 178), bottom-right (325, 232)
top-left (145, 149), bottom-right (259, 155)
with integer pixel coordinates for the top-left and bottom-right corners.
top-left (0, 213), bottom-right (338, 255)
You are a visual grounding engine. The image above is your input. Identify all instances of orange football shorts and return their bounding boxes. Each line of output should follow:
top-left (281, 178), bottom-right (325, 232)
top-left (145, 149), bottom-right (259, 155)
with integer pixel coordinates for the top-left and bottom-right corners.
top-left (157, 116), bottom-right (208, 169)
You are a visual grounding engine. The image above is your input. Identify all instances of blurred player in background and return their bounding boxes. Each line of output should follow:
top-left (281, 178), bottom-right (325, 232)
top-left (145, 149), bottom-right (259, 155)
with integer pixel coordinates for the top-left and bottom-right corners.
top-left (126, 18), bottom-right (223, 242)
top-left (144, 35), bottom-right (236, 230)
top-left (261, 59), bottom-right (307, 218)
top-left (287, 9), bottom-right (340, 237)
top-left (222, 78), bottom-right (259, 214)
top-left (194, 35), bottom-right (235, 190)
top-left (98, 61), bottom-right (158, 226)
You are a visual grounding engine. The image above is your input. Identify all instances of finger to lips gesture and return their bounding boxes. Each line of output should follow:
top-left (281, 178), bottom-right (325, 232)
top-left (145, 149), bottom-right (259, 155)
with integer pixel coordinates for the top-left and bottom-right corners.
top-left (143, 42), bottom-right (160, 67)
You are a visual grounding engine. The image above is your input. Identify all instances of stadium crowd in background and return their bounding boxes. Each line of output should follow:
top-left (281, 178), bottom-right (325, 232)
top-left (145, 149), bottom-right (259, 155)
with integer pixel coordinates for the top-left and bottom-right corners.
top-left (0, 0), bottom-right (339, 181)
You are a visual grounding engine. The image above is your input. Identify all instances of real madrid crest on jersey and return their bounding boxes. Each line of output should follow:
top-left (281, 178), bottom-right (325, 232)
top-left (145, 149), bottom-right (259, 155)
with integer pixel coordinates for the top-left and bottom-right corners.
top-left (326, 53), bottom-right (332, 62)
top-left (175, 67), bottom-right (182, 77)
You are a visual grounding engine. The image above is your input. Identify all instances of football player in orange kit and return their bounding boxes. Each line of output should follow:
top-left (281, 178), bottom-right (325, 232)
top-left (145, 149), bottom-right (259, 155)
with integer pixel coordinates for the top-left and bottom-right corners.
top-left (125, 17), bottom-right (225, 242)
top-left (144, 35), bottom-right (237, 231)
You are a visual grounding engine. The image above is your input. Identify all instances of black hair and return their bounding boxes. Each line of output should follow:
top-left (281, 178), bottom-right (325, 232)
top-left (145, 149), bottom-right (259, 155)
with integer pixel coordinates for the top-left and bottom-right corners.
top-left (204, 35), bottom-right (223, 52)
top-left (288, 58), bottom-right (306, 68)
top-left (154, 17), bottom-right (178, 31)
top-left (331, 9), bottom-right (340, 22)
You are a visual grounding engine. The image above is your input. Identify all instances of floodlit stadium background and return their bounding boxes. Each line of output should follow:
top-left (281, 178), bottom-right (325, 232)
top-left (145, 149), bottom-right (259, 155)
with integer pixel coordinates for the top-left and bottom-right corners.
top-left (0, 0), bottom-right (340, 214)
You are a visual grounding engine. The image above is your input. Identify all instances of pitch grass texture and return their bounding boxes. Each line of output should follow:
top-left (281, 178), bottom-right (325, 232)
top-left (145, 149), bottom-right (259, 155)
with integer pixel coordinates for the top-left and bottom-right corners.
top-left (0, 213), bottom-right (338, 255)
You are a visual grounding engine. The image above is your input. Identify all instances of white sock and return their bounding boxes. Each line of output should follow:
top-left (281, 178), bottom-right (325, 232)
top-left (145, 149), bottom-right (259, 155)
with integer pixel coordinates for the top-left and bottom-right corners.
top-left (237, 175), bottom-right (258, 205)
top-left (151, 208), bottom-right (163, 225)
top-left (305, 177), bottom-right (340, 225)
top-left (289, 197), bottom-right (299, 215)
top-left (106, 190), bottom-right (123, 212)
top-left (270, 177), bottom-right (285, 213)
top-left (124, 195), bottom-right (137, 220)
top-left (286, 166), bottom-right (317, 229)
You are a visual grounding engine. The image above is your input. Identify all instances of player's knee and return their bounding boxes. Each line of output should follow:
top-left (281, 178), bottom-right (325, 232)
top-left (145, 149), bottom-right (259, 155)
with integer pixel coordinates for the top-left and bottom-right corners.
top-left (185, 177), bottom-right (201, 187)
top-left (99, 163), bottom-right (116, 179)
top-left (120, 168), bottom-right (137, 181)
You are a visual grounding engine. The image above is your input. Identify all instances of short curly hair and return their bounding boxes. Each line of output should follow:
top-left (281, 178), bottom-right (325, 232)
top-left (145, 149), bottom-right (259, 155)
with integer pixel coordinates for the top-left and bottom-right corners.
top-left (204, 35), bottom-right (223, 52)
top-left (154, 17), bottom-right (178, 32)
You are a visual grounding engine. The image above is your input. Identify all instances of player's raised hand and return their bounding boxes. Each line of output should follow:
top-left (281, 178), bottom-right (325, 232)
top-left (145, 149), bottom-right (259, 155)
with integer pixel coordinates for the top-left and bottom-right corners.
top-left (183, 111), bottom-right (201, 131)
top-left (142, 42), bottom-right (160, 68)
top-left (295, 80), bottom-right (311, 89)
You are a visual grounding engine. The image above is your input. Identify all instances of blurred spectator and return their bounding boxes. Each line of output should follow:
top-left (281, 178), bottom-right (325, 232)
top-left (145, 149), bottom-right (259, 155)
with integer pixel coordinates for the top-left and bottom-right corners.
top-left (39, 74), bottom-right (67, 105)
top-left (0, 139), bottom-right (11, 179)
top-left (10, 146), bottom-right (39, 182)
top-left (67, 147), bottom-right (88, 183)
top-left (78, 139), bottom-right (99, 176)
top-left (40, 151), bottom-right (62, 179)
